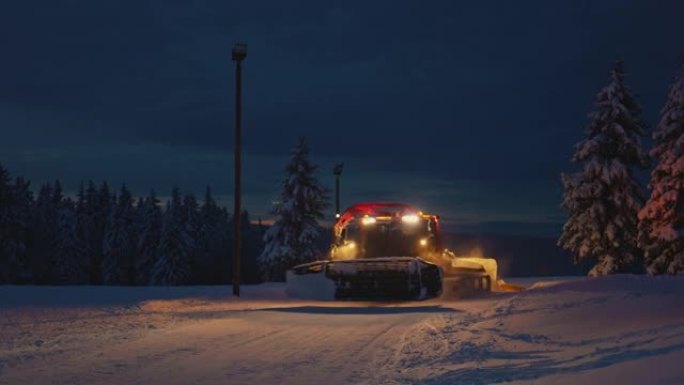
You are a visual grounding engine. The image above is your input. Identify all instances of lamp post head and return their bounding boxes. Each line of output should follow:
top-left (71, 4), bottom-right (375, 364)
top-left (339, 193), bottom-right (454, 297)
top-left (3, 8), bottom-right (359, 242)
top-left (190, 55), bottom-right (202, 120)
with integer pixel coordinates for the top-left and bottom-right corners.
top-left (333, 162), bottom-right (344, 176)
top-left (232, 43), bottom-right (247, 62)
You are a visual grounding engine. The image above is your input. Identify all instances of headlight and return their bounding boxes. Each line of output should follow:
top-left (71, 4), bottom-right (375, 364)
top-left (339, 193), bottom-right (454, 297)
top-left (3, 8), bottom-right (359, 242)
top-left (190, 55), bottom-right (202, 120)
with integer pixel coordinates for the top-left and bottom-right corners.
top-left (361, 216), bottom-right (376, 225)
top-left (401, 214), bottom-right (420, 224)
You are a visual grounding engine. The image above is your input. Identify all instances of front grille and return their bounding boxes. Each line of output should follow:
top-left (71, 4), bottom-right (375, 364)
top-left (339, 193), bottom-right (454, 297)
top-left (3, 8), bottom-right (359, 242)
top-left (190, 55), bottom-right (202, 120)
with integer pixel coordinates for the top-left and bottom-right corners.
top-left (327, 260), bottom-right (420, 299)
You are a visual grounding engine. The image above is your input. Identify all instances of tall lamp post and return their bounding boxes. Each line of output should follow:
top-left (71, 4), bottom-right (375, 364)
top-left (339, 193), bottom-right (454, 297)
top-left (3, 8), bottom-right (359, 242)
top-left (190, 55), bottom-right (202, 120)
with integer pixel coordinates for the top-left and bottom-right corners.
top-left (232, 43), bottom-right (247, 297)
top-left (333, 163), bottom-right (344, 218)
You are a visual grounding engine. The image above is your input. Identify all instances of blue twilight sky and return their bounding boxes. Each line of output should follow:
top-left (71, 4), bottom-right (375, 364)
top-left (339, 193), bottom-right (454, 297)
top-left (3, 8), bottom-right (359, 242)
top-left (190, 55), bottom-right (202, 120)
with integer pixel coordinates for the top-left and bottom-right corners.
top-left (1, 0), bottom-right (683, 236)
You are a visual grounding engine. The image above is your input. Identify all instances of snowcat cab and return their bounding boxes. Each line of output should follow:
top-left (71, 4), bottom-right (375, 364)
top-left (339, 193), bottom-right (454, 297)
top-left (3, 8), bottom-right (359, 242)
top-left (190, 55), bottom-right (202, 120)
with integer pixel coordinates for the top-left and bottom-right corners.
top-left (287, 202), bottom-right (499, 300)
top-left (330, 203), bottom-right (442, 260)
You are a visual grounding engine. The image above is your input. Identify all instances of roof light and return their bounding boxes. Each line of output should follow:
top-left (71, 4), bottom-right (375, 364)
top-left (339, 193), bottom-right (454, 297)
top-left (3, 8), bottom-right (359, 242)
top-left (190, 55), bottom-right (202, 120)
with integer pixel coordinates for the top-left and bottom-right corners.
top-left (401, 214), bottom-right (420, 224)
top-left (361, 216), bottom-right (377, 225)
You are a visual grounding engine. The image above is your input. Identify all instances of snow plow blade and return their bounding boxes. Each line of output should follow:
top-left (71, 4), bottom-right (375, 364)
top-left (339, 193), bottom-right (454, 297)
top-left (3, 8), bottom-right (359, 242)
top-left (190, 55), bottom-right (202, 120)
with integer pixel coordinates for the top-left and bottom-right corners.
top-left (441, 258), bottom-right (496, 297)
top-left (443, 268), bottom-right (492, 297)
top-left (286, 257), bottom-right (442, 300)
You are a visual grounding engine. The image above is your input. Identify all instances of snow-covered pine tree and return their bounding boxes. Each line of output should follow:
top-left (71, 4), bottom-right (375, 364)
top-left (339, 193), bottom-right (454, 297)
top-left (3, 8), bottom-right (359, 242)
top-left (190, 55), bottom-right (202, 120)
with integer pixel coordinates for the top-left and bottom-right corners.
top-left (638, 65), bottom-right (684, 275)
top-left (0, 164), bottom-right (14, 282)
top-left (51, 198), bottom-right (87, 284)
top-left (28, 182), bottom-right (56, 283)
top-left (559, 62), bottom-right (648, 276)
top-left (7, 177), bottom-right (33, 282)
top-left (239, 210), bottom-right (264, 283)
top-left (75, 181), bottom-right (96, 280)
top-left (259, 137), bottom-right (329, 281)
top-left (151, 187), bottom-right (191, 285)
top-left (135, 190), bottom-right (162, 285)
top-left (79, 181), bottom-right (97, 283)
top-left (102, 185), bottom-right (136, 285)
top-left (134, 196), bottom-right (145, 239)
top-left (0, 164), bottom-right (29, 283)
top-left (44, 180), bottom-right (65, 283)
top-left (75, 182), bottom-right (87, 246)
top-left (76, 182), bottom-right (86, 215)
top-left (196, 186), bottom-right (225, 283)
top-left (79, 181), bottom-right (112, 284)
top-left (181, 193), bottom-right (200, 282)
top-left (52, 180), bottom-right (63, 208)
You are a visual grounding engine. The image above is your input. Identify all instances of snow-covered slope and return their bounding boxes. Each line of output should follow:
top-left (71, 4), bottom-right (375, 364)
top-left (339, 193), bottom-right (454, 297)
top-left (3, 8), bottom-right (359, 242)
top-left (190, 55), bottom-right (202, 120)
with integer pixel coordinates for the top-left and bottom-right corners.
top-left (393, 275), bottom-right (684, 384)
top-left (1, 276), bottom-right (682, 385)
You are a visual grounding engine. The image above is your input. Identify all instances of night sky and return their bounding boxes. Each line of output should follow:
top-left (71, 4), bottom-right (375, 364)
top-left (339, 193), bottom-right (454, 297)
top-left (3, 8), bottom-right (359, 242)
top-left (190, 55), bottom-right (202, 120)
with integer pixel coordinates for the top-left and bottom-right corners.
top-left (1, 1), bottom-right (683, 237)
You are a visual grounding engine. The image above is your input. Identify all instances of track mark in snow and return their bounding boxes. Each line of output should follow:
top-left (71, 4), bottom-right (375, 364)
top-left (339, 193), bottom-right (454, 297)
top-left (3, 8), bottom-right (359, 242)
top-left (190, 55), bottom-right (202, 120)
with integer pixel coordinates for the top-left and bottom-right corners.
top-left (386, 290), bottom-right (684, 385)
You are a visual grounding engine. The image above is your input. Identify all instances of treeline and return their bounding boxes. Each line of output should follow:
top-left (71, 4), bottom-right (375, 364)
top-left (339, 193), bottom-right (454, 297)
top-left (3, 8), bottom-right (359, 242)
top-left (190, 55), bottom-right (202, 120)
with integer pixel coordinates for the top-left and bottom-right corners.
top-left (0, 165), bottom-right (264, 285)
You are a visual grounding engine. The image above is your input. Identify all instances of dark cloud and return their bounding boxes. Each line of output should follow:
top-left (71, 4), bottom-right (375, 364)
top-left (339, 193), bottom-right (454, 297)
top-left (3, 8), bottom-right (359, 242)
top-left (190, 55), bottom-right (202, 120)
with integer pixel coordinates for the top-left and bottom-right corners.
top-left (1, 0), bottom-right (683, 235)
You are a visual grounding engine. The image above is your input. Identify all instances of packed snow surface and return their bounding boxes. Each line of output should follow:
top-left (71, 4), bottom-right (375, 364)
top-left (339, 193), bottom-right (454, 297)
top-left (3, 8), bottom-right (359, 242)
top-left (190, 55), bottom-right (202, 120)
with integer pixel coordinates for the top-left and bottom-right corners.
top-left (1, 275), bottom-right (683, 385)
top-left (285, 269), bottom-right (336, 300)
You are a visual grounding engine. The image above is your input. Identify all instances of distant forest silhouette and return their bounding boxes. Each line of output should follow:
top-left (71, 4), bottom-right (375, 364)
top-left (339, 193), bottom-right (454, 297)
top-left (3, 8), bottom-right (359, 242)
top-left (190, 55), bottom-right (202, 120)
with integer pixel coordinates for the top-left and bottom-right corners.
top-left (0, 163), bottom-right (266, 285)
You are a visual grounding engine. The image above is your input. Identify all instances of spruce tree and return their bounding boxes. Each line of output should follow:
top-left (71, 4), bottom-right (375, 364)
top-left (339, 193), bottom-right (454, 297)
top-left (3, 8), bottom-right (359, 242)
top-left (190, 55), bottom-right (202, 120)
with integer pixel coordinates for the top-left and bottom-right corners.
top-left (76, 182), bottom-right (86, 216)
top-left (181, 193), bottom-right (200, 282)
top-left (29, 183), bottom-right (56, 282)
top-left (134, 195), bottom-right (145, 243)
top-left (52, 180), bottom-right (63, 208)
top-left (216, 206), bottom-right (232, 283)
top-left (240, 210), bottom-right (264, 283)
top-left (75, 182), bottom-right (88, 252)
top-left (135, 190), bottom-right (162, 285)
top-left (51, 199), bottom-right (87, 284)
top-left (0, 164), bottom-right (14, 282)
top-left (638, 65), bottom-right (684, 275)
top-left (0, 165), bottom-right (13, 282)
top-left (259, 138), bottom-right (328, 281)
top-left (8, 177), bottom-right (33, 282)
top-left (82, 181), bottom-right (113, 284)
top-left (196, 186), bottom-right (225, 283)
top-left (0, 165), bottom-right (31, 283)
top-left (559, 62), bottom-right (648, 276)
top-left (44, 181), bottom-right (65, 283)
top-left (151, 187), bottom-right (191, 285)
top-left (81, 181), bottom-right (100, 283)
top-left (102, 185), bottom-right (136, 284)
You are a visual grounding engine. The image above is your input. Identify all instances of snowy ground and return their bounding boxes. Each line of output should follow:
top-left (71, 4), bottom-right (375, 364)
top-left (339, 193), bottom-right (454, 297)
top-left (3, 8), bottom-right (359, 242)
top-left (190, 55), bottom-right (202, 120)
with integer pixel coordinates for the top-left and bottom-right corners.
top-left (1, 276), bottom-right (683, 385)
